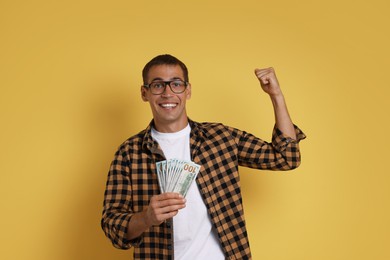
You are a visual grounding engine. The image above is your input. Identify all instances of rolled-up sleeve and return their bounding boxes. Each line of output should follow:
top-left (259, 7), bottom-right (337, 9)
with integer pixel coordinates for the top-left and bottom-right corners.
top-left (236, 124), bottom-right (306, 170)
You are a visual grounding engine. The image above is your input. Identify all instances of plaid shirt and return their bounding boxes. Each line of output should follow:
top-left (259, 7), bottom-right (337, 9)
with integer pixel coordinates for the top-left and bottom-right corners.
top-left (101, 119), bottom-right (306, 259)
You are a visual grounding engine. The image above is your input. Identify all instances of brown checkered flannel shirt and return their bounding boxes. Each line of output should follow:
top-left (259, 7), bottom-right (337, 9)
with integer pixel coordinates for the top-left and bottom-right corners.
top-left (101, 119), bottom-right (306, 259)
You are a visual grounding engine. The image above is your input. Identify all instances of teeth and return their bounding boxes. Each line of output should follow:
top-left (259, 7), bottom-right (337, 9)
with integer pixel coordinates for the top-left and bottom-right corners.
top-left (161, 103), bottom-right (177, 108)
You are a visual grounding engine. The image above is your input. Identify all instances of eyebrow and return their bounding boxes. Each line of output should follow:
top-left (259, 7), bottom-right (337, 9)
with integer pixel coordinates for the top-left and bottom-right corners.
top-left (150, 77), bottom-right (183, 82)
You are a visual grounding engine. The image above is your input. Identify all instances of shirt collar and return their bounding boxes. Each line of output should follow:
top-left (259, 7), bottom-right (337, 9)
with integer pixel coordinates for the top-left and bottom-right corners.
top-left (142, 118), bottom-right (204, 155)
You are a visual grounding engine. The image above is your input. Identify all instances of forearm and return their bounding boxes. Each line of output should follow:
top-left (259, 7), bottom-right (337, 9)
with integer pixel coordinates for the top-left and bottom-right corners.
top-left (126, 210), bottom-right (150, 240)
top-left (270, 93), bottom-right (297, 140)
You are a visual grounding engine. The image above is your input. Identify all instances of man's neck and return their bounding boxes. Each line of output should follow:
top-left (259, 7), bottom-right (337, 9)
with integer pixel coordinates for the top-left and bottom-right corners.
top-left (153, 118), bottom-right (189, 133)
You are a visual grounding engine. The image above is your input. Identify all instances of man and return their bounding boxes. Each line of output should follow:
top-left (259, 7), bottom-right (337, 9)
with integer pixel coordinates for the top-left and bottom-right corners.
top-left (101, 54), bottom-right (306, 259)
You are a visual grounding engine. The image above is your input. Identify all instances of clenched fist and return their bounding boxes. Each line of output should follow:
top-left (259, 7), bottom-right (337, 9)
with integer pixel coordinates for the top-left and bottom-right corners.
top-left (254, 67), bottom-right (282, 97)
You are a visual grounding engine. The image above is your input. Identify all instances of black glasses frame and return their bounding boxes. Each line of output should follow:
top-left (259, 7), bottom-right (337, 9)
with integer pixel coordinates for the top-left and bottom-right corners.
top-left (143, 80), bottom-right (188, 95)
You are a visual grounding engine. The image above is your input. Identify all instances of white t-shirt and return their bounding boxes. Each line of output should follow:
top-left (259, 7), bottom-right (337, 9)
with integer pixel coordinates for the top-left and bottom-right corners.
top-left (151, 124), bottom-right (225, 260)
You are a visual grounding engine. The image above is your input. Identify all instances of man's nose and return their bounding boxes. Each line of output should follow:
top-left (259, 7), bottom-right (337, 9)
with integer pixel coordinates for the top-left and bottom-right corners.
top-left (161, 83), bottom-right (174, 96)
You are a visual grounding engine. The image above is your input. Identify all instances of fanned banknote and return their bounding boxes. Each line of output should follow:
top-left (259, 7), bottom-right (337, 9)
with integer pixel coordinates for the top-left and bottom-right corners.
top-left (156, 159), bottom-right (201, 197)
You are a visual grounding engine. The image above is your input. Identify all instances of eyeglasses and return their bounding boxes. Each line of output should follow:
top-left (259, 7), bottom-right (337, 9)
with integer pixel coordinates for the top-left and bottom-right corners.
top-left (143, 80), bottom-right (188, 95)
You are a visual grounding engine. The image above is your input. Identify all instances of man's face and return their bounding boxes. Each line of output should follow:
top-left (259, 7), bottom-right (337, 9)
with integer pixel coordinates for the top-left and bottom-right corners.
top-left (141, 64), bottom-right (191, 132)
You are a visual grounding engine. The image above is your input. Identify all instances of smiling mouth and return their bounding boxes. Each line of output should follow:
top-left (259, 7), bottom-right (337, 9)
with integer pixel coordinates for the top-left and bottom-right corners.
top-left (160, 103), bottom-right (177, 108)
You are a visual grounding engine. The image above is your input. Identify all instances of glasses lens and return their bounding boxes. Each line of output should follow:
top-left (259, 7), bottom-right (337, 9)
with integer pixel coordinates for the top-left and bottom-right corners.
top-left (149, 82), bottom-right (165, 94)
top-left (170, 80), bottom-right (186, 93)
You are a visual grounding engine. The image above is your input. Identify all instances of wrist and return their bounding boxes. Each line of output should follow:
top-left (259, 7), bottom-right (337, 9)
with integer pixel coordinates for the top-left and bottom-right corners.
top-left (140, 210), bottom-right (152, 229)
top-left (270, 92), bottom-right (285, 104)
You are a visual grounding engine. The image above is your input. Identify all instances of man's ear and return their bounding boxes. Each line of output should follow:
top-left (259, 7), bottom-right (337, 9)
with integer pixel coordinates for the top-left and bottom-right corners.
top-left (186, 83), bottom-right (192, 100)
top-left (141, 86), bottom-right (148, 102)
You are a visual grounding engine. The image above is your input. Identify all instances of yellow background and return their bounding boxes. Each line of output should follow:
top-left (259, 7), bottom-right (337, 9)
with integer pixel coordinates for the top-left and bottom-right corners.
top-left (1, 0), bottom-right (389, 259)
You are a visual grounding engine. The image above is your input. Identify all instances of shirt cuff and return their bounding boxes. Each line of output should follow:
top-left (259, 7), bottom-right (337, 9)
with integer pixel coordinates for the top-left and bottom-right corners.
top-left (272, 124), bottom-right (306, 152)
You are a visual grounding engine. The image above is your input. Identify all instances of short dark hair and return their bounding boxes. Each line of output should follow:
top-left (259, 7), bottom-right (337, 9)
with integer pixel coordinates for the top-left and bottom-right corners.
top-left (142, 54), bottom-right (189, 84)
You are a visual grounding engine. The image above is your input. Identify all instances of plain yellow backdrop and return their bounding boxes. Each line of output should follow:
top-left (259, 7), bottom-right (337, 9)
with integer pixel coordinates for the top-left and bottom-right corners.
top-left (1, 0), bottom-right (389, 259)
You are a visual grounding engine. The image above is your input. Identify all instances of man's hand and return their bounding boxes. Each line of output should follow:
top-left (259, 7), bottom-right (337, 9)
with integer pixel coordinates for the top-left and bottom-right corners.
top-left (254, 67), bottom-right (282, 97)
top-left (127, 192), bottom-right (186, 240)
top-left (144, 192), bottom-right (186, 227)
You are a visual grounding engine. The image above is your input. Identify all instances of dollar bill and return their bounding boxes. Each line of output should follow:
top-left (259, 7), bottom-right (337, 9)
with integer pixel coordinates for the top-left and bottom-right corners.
top-left (156, 159), bottom-right (201, 197)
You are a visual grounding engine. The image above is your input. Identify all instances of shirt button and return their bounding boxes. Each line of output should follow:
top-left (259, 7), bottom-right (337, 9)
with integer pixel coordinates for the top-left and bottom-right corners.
top-left (166, 221), bottom-right (171, 228)
top-left (167, 245), bottom-right (172, 250)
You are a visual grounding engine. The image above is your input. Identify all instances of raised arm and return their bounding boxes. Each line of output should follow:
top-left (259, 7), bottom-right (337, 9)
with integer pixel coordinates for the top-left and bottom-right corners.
top-left (255, 67), bottom-right (297, 140)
